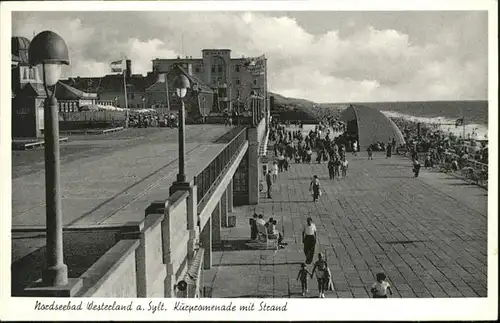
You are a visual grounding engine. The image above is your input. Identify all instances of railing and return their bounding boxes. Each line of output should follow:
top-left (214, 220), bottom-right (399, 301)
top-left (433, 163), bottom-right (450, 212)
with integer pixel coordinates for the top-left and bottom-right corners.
top-left (438, 152), bottom-right (488, 188)
top-left (58, 100), bottom-right (80, 112)
top-left (401, 148), bottom-right (488, 189)
top-left (194, 127), bottom-right (247, 205)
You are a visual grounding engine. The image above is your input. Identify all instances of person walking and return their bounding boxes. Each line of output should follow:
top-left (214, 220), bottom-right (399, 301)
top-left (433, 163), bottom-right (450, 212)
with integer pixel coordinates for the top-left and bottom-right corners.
top-left (370, 273), bottom-right (393, 298)
top-left (266, 170), bottom-right (273, 198)
top-left (249, 213), bottom-right (258, 240)
top-left (272, 161), bottom-right (279, 182)
top-left (309, 175), bottom-right (321, 202)
top-left (367, 145), bottom-right (373, 160)
top-left (352, 140), bottom-right (358, 156)
top-left (302, 217), bottom-right (317, 264)
top-left (327, 158), bottom-right (335, 180)
top-left (278, 153), bottom-right (285, 172)
top-left (334, 157), bottom-right (341, 179)
top-left (412, 157), bottom-right (421, 177)
top-left (311, 252), bottom-right (330, 298)
top-left (297, 263), bottom-right (311, 296)
top-left (341, 157), bottom-right (348, 178)
top-left (386, 142), bottom-right (392, 158)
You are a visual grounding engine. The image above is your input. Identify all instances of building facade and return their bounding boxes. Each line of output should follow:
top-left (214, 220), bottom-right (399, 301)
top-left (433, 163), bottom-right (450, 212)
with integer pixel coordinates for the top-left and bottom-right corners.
top-left (151, 49), bottom-right (268, 115)
top-left (11, 36), bottom-right (99, 138)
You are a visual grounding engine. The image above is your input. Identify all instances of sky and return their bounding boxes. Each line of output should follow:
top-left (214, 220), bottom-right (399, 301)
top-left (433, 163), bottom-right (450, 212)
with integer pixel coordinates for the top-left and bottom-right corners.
top-left (12, 10), bottom-right (489, 103)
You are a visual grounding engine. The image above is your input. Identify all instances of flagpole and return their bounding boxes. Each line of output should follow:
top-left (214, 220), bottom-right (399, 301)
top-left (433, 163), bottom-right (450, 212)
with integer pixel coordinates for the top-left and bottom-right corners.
top-left (123, 69), bottom-right (129, 128)
top-left (165, 73), bottom-right (171, 115)
top-left (463, 116), bottom-right (466, 141)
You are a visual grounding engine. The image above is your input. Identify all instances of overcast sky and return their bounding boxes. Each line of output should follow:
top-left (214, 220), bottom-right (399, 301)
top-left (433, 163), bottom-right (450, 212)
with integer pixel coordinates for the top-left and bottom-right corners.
top-left (12, 11), bottom-right (488, 103)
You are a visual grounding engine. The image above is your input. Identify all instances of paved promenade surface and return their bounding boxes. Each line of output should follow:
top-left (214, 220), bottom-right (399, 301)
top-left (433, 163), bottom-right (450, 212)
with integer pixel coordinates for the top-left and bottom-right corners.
top-left (205, 152), bottom-right (488, 298)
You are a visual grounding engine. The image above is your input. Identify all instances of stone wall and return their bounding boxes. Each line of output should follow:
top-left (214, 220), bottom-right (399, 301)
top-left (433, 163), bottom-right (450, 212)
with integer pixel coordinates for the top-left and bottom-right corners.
top-left (74, 190), bottom-right (194, 298)
top-left (80, 240), bottom-right (139, 297)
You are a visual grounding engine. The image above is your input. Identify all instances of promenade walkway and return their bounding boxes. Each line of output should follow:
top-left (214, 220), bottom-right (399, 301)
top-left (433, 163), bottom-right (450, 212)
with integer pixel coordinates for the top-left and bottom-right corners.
top-left (204, 152), bottom-right (487, 298)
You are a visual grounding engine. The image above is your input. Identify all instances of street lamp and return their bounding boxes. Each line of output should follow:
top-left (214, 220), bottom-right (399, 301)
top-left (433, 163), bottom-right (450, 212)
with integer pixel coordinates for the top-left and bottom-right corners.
top-left (170, 73), bottom-right (190, 193)
top-left (28, 30), bottom-right (69, 286)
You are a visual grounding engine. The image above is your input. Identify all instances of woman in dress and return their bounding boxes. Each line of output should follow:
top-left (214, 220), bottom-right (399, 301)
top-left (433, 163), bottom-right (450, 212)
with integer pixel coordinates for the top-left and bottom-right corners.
top-left (311, 252), bottom-right (330, 298)
top-left (272, 161), bottom-right (279, 182)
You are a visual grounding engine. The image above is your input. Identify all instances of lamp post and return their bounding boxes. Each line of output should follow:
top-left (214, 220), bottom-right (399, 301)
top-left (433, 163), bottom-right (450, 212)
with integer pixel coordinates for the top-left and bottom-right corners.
top-left (170, 73), bottom-right (190, 194)
top-left (28, 30), bottom-right (69, 286)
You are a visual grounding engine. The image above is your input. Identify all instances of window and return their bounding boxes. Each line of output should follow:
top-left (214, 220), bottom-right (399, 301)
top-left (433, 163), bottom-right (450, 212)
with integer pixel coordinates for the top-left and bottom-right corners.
top-left (28, 68), bottom-right (35, 80)
top-left (253, 79), bottom-right (257, 85)
top-left (236, 89), bottom-right (240, 97)
top-left (211, 65), bottom-right (216, 73)
top-left (195, 66), bottom-right (200, 73)
top-left (235, 79), bottom-right (241, 85)
top-left (218, 65), bottom-right (223, 73)
top-left (235, 65), bottom-right (240, 72)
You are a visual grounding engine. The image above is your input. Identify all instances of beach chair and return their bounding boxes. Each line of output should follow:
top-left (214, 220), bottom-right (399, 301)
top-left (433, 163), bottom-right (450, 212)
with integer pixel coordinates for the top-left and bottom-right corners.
top-left (256, 223), bottom-right (279, 250)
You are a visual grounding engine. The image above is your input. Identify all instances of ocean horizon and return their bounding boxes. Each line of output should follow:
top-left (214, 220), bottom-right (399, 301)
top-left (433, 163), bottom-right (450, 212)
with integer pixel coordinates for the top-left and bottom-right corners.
top-left (320, 100), bottom-right (489, 140)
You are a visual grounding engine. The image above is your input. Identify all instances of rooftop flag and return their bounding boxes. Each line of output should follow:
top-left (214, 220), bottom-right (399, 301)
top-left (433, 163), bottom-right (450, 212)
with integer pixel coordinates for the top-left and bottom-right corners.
top-left (110, 59), bottom-right (125, 73)
top-left (242, 54), bottom-right (266, 74)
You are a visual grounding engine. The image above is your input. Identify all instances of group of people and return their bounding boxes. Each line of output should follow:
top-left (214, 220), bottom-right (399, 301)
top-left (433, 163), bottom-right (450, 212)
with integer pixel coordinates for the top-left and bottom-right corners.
top-left (366, 137), bottom-right (397, 159)
top-left (127, 112), bottom-right (179, 128)
top-left (327, 156), bottom-right (348, 180)
top-left (297, 217), bottom-right (392, 298)
top-left (261, 120), bottom-right (400, 298)
top-left (393, 117), bottom-right (488, 168)
top-left (249, 213), bottom-right (287, 248)
top-left (127, 113), bottom-right (161, 128)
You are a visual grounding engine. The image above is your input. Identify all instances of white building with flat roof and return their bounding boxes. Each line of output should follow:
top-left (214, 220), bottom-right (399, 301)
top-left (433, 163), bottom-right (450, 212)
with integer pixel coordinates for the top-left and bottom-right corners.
top-left (152, 49), bottom-right (268, 114)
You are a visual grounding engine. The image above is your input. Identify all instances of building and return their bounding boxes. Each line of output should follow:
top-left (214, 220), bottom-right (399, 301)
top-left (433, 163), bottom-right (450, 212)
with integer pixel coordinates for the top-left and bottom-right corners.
top-left (151, 49), bottom-right (268, 115)
top-left (11, 36), bottom-right (98, 138)
top-left (61, 60), bottom-right (156, 110)
top-left (145, 65), bottom-right (214, 121)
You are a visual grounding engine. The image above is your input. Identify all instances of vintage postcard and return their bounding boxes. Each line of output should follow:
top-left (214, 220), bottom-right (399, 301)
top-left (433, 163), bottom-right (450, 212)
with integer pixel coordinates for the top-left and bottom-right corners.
top-left (0, 0), bottom-right (497, 321)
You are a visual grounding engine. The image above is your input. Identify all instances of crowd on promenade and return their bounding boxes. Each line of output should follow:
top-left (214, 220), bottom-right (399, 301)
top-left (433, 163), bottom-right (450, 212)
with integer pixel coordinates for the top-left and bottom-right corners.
top-left (391, 118), bottom-right (488, 181)
top-left (127, 112), bottom-right (179, 128)
top-left (269, 122), bottom-right (350, 180)
top-left (252, 120), bottom-right (396, 299)
top-left (243, 116), bottom-right (487, 298)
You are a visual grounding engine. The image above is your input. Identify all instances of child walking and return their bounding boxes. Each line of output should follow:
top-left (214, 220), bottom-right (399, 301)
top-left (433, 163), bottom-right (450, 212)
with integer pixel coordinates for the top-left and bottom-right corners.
top-left (370, 273), bottom-right (393, 298)
top-left (341, 158), bottom-right (348, 178)
top-left (334, 157), bottom-right (341, 179)
top-left (297, 263), bottom-right (311, 296)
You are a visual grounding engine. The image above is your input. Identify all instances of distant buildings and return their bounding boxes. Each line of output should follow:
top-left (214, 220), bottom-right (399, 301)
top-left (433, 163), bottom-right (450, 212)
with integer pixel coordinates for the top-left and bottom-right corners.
top-left (11, 39), bottom-right (269, 137)
top-left (64, 49), bottom-right (268, 118)
top-left (152, 49), bottom-right (268, 114)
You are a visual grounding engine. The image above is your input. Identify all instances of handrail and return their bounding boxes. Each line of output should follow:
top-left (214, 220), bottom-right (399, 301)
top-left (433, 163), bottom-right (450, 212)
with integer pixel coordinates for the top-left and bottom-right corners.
top-left (194, 127), bottom-right (247, 205)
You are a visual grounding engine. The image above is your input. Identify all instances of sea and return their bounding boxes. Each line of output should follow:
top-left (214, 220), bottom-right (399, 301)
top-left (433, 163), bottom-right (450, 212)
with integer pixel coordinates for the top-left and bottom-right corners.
top-left (325, 101), bottom-right (489, 140)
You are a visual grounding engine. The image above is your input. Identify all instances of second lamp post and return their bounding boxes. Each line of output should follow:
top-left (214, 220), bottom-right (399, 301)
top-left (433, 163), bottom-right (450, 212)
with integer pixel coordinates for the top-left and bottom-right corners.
top-left (170, 73), bottom-right (191, 194)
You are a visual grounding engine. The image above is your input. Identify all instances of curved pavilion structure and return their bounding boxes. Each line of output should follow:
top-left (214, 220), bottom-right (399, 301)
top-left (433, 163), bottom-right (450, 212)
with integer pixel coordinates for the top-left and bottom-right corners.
top-left (340, 104), bottom-right (405, 151)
